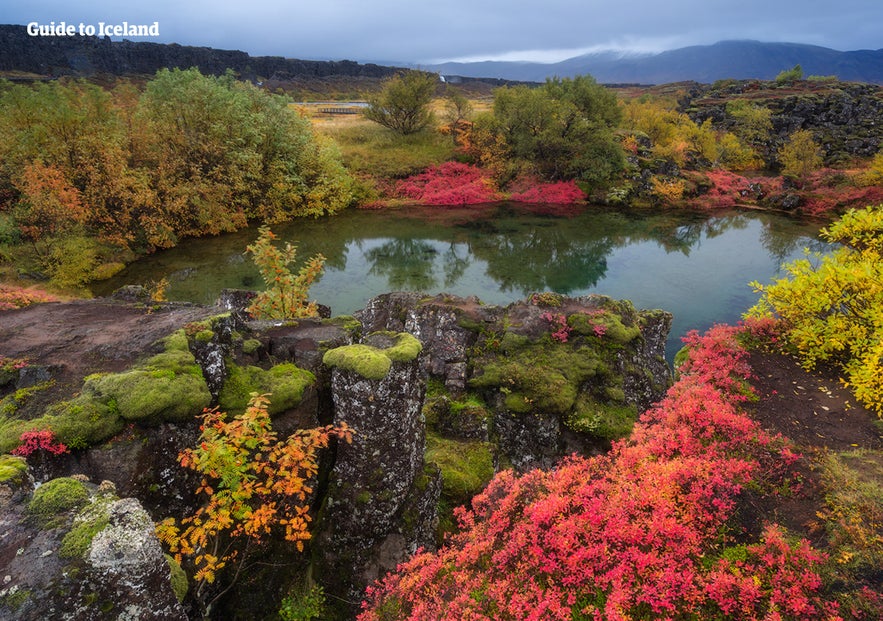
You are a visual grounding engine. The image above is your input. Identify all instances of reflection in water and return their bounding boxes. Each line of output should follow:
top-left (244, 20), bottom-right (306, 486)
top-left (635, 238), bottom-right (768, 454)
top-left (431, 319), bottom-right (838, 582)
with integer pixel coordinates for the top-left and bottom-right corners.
top-left (93, 204), bottom-right (830, 360)
top-left (365, 239), bottom-right (440, 290)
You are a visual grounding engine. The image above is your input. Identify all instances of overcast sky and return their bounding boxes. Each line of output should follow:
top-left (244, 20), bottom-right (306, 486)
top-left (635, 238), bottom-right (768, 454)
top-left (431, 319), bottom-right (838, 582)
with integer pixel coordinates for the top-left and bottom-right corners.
top-left (4, 1), bottom-right (882, 64)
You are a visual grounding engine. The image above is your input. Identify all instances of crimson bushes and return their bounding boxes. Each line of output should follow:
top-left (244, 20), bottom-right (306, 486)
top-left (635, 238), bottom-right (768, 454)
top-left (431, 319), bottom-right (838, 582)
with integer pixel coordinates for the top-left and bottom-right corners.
top-left (359, 325), bottom-right (839, 620)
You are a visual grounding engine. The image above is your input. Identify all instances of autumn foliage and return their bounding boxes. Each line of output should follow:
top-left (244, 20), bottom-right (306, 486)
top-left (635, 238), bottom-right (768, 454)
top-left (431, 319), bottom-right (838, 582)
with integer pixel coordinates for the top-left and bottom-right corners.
top-left (358, 325), bottom-right (839, 620)
top-left (395, 162), bottom-right (502, 205)
top-left (245, 226), bottom-right (326, 320)
top-left (0, 70), bottom-right (354, 285)
top-left (11, 429), bottom-right (68, 457)
top-left (0, 285), bottom-right (58, 310)
top-left (156, 393), bottom-right (352, 600)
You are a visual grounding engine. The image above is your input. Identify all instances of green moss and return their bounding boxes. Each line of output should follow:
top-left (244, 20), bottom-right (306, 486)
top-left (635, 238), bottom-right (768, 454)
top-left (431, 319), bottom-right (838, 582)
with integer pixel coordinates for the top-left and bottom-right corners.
top-left (323, 332), bottom-right (422, 380)
top-left (43, 398), bottom-right (124, 450)
top-left (85, 350), bottom-right (211, 424)
top-left (0, 380), bottom-right (55, 417)
top-left (28, 477), bottom-right (89, 522)
top-left (0, 418), bottom-right (30, 455)
top-left (425, 434), bottom-right (495, 502)
top-left (471, 342), bottom-right (599, 415)
top-left (324, 314), bottom-right (363, 337)
top-left (165, 554), bottom-right (188, 602)
top-left (2, 587), bottom-right (31, 611)
top-left (218, 362), bottom-right (315, 415)
top-left (241, 338), bottom-right (262, 355)
top-left (0, 455), bottom-right (28, 484)
top-left (383, 332), bottom-right (422, 362)
top-left (568, 310), bottom-right (640, 345)
top-left (323, 344), bottom-right (392, 380)
top-left (566, 396), bottom-right (638, 440)
top-left (162, 329), bottom-right (190, 352)
top-left (194, 329), bottom-right (215, 343)
top-left (60, 512), bottom-right (108, 558)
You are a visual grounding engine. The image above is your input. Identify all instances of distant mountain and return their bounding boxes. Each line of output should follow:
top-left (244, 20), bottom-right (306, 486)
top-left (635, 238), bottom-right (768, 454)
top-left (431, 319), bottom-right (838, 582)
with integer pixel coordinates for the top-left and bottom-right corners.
top-left (429, 41), bottom-right (883, 84)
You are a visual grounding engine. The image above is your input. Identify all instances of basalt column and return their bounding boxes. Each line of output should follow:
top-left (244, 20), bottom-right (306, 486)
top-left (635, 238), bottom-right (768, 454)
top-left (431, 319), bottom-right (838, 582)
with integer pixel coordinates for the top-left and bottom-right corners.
top-left (315, 331), bottom-right (441, 614)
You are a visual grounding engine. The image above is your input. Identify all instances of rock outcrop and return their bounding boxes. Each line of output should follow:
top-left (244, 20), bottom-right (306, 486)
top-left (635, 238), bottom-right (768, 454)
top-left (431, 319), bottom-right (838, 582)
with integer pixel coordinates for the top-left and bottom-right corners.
top-left (0, 467), bottom-right (186, 620)
top-left (357, 292), bottom-right (673, 470)
top-left (315, 331), bottom-right (440, 615)
top-left (0, 291), bottom-right (673, 620)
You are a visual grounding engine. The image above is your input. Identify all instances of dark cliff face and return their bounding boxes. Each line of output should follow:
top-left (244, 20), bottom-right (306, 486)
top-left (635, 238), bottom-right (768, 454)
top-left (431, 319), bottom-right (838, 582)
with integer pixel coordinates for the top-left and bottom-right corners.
top-left (0, 24), bottom-right (401, 79)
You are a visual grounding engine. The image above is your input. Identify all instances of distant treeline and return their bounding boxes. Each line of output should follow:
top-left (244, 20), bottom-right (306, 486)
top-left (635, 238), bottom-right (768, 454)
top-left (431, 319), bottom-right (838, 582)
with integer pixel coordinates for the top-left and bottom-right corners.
top-left (0, 24), bottom-right (400, 81)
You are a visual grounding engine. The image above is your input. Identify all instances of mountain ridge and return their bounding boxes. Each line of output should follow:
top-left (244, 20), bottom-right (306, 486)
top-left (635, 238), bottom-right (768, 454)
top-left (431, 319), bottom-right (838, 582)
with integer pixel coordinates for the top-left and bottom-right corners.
top-left (428, 40), bottom-right (883, 84)
top-left (2, 25), bottom-right (882, 86)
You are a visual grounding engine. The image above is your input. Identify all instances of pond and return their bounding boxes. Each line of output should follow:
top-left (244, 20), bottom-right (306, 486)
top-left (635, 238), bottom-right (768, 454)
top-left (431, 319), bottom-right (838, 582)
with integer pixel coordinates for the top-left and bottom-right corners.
top-left (92, 204), bottom-right (831, 361)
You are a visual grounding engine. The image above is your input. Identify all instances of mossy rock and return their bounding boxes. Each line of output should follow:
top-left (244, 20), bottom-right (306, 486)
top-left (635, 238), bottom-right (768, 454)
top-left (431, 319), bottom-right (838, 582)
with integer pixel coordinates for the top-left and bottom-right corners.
top-left (59, 495), bottom-right (112, 559)
top-left (568, 310), bottom-right (641, 344)
top-left (322, 332), bottom-right (422, 380)
top-left (0, 455), bottom-right (28, 484)
top-left (566, 396), bottom-right (638, 440)
top-left (41, 397), bottom-right (125, 450)
top-left (28, 477), bottom-right (89, 521)
top-left (425, 434), bottom-right (495, 502)
top-left (165, 554), bottom-right (188, 602)
top-left (85, 350), bottom-right (211, 424)
top-left (241, 338), bottom-right (262, 355)
top-left (471, 342), bottom-right (600, 415)
top-left (218, 362), bottom-right (315, 415)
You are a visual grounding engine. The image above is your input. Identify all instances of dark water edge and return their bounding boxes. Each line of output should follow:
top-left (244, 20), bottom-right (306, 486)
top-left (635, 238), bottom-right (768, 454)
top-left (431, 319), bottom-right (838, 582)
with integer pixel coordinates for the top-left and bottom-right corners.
top-left (93, 203), bottom-right (831, 361)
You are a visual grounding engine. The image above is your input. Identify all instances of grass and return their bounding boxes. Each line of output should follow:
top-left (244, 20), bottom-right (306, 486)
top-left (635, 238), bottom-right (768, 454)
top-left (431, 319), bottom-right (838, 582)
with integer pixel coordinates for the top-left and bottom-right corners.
top-left (819, 449), bottom-right (883, 581)
top-left (311, 108), bottom-right (457, 179)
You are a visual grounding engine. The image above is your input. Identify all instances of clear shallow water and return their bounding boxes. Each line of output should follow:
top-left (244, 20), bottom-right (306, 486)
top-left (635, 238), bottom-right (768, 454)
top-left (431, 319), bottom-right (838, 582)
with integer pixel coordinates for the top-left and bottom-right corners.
top-left (93, 204), bottom-right (831, 361)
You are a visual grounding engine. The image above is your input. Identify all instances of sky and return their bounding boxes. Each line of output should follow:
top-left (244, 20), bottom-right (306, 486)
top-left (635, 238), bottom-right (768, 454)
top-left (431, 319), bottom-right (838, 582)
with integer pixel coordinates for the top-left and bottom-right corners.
top-left (3, 1), bottom-right (882, 65)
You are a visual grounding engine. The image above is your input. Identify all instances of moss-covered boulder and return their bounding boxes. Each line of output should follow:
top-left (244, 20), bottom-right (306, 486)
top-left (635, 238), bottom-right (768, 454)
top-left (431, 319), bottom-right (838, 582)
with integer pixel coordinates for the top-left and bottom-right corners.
top-left (28, 476), bottom-right (89, 524)
top-left (322, 332), bottom-right (422, 380)
top-left (218, 361), bottom-right (315, 415)
top-left (1, 476), bottom-right (187, 620)
top-left (86, 350), bottom-right (211, 425)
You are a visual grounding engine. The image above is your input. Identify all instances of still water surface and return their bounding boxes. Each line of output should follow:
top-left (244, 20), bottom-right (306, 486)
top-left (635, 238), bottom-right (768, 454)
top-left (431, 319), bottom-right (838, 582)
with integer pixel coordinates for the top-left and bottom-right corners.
top-left (93, 204), bottom-right (830, 360)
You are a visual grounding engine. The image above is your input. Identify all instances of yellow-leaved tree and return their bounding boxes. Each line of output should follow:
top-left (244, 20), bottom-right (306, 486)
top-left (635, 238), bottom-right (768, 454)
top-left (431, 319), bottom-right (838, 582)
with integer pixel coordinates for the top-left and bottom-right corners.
top-left (748, 205), bottom-right (883, 414)
top-left (156, 393), bottom-right (352, 613)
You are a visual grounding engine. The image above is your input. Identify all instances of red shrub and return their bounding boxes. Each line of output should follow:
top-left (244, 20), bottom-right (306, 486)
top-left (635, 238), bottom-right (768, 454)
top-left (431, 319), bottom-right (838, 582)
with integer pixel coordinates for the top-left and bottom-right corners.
top-left (0, 285), bottom-right (58, 311)
top-left (395, 162), bottom-right (502, 205)
top-left (358, 324), bottom-right (835, 621)
top-left (508, 180), bottom-right (585, 204)
top-left (12, 429), bottom-right (68, 457)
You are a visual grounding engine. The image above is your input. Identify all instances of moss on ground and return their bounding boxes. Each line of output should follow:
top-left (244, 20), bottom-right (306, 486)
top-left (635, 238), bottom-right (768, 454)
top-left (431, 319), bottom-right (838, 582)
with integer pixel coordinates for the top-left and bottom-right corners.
top-left (218, 362), bottom-right (315, 415)
top-left (0, 454), bottom-right (28, 484)
top-left (323, 332), bottom-right (422, 380)
top-left (0, 330), bottom-right (211, 454)
top-left (28, 477), bottom-right (89, 524)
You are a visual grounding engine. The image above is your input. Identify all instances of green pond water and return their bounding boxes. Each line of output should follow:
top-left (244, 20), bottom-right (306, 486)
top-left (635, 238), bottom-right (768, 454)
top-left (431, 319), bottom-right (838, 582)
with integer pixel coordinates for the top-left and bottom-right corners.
top-left (93, 203), bottom-right (830, 361)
